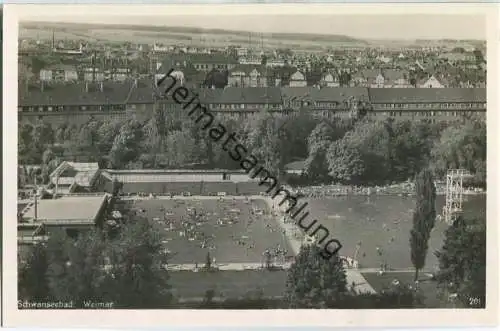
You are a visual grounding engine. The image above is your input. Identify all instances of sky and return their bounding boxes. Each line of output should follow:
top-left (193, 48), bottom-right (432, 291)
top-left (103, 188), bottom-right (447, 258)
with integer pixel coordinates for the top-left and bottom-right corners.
top-left (22, 14), bottom-right (486, 40)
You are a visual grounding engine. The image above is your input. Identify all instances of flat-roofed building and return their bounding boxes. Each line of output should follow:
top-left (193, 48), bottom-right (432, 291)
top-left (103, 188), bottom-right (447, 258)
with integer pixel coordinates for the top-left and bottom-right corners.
top-left (18, 194), bottom-right (110, 246)
top-left (98, 169), bottom-right (266, 195)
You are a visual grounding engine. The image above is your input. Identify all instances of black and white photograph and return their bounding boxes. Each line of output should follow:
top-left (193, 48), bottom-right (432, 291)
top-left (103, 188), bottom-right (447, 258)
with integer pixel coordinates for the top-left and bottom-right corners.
top-left (2, 3), bottom-right (498, 328)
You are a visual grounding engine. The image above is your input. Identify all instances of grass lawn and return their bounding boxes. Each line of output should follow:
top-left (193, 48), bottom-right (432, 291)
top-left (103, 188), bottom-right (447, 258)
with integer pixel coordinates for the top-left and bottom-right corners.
top-left (122, 197), bottom-right (292, 264)
top-left (362, 271), bottom-right (444, 308)
top-left (168, 269), bottom-right (288, 300)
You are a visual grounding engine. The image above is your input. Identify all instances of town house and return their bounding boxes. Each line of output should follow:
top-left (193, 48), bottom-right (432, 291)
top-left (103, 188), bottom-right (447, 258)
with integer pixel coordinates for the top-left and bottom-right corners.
top-left (228, 65), bottom-right (268, 87)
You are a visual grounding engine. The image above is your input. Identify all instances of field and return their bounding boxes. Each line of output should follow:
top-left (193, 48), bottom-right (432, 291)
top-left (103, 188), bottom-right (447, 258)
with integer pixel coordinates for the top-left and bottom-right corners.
top-left (125, 197), bottom-right (293, 264)
top-left (19, 21), bottom-right (368, 51)
top-left (306, 194), bottom-right (486, 269)
top-left (169, 270), bottom-right (287, 300)
top-left (18, 21), bottom-right (478, 52)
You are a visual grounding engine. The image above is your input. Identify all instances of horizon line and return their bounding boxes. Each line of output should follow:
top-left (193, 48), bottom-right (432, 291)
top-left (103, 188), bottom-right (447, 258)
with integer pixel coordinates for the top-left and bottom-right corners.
top-left (19, 20), bottom-right (486, 42)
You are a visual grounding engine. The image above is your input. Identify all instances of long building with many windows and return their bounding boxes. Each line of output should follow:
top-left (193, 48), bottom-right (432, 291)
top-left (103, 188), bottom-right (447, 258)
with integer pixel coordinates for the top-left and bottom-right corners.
top-left (18, 80), bottom-right (486, 125)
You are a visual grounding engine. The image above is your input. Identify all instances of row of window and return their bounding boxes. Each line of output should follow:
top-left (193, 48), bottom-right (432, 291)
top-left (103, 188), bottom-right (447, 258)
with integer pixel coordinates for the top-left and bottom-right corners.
top-left (209, 104), bottom-right (281, 110)
top-left (194, 63), bottom-right (233, 70)
top-left (19, 105), bottom-right (127, 112)
top-left (287, 101), bottom-right (486, 110)
top-left (378, 111), bottom-right (482, 117)
top-left (375, 102), bottom-right (486, 109)
top-left (19, 101), bottom-right (485, 114)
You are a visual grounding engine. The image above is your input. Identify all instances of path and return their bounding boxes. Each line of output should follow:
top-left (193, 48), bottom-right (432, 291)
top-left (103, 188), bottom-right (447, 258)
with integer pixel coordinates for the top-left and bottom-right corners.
top-left (263, 197), bottom-right (377, 294)
top-left (165, 262), bottom-right (291, 271)
top-left (121, 195), bottom-right (264, 201)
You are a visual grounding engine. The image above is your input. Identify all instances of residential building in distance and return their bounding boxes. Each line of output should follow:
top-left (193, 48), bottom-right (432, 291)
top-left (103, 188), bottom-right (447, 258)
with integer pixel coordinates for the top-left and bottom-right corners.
top-left (228, 65), bottom-right (268, 87)
top-left (238, 56), bottom-right (263, 65)
top-left (18, 81), bottom-right (132, 125)
top-left (420, 75), bottom-right (445, 88)
top-left (320, 72), bottom-right (340, 87)
top-left (236, 47), bottom-right (249, 57)
top-left (281, 87), bottom-right (369, 118)
top-left (368, 88), bottom-right (486, 120)
top-left (289, 70), bottom-right (307, 87)
top-left (39, 64), bottom-right (78, 82)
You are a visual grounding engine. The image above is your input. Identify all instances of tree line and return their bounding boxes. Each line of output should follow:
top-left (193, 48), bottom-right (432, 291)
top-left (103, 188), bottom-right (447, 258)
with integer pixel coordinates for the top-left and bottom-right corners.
top-left (19, 108), bottom-right (486, 188)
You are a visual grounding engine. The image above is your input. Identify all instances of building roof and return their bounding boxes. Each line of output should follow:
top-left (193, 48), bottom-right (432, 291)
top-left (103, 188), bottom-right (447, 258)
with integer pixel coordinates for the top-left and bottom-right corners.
top-left (189, 53), bottom-right (239, 65)
top-left (285, 160), bottom-right (306, 171)
top-left (157, 53), bottom-right (238, 73)
top-left (44, 64), bottom-right (78, 71)
top-left (19, 82), bottom-right (132, 106)
top-left (102, 169), bottom-right (251, 183)
top-left (50, 161), bottom-right (100, 188)
top-left (21, 195), bottom-right (107, 223)
top-left (281, 87), bottom-right (369, 103)
top-left (216, 87), bottom-right (282, 104)
top-left (125, 79), bottom-right (157, 104)
top-left (368, 88), bottom-right (486, 103)
top-left (196, 88), bottom-right (225, 104)
top-left (382, 69), bottom-right (408, 81)
top-left (229, 64), bottom-right (266, 75)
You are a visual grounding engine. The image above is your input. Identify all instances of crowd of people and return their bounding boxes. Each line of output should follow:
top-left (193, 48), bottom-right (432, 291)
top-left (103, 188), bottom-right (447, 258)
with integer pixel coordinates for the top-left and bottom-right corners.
top-left (131, 195), bottom-right (293, 270)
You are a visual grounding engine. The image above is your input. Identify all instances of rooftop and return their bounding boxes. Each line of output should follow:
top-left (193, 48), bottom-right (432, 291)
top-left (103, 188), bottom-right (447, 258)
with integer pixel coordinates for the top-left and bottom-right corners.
top-left (21, 195), bottom-right (108, 223)
top-left (281, 87), bottom-right (369, 103)
top-left (368, 88), bottom-right (486, 103)
top-left (50, 161), bottom-right (100, 188)
top-left (19, 82), bottom-right (132, 107)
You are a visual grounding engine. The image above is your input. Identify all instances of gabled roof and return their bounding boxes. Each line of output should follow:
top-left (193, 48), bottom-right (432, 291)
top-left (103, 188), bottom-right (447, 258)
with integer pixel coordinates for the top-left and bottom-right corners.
top-left (368, 88), bottom-right (486, 103)
top-left (382, 69), bottom-right (408, 81)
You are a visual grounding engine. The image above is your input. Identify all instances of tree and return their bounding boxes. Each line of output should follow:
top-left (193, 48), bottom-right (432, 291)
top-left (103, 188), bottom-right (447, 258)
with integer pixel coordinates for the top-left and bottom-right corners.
top-left (103, 215), bottom-right (172, 308)
top-left (109, 120), bottom-right (143, 168)
top-left (326, 119), bottom-right (391, 184)
top-left (304, 121), bottom-right (337, 183)
top-left (430, 120), bottom-right (486, 186)
top-left (261, 54), bottom-right (267, 66)
top-left (205, 251), bottom-right (212, 270)
top-left (244, 112), bottom-right (287, 178)
top-left (390, 120), bottom-right (437, 181)
top-left (44, 229), bottom-right (78, 301)
top-left (409, 169), bottom-right (436, 282)
top-left (164, 129), bottom-right (197, 168)
top-left (18, 243), bottom-right (50, 301)
top-left (57, 229), bottom-right (108, 306)
top-left (284, 245), bottom-right (347, 308)
top-left (111, 177), bottom-right (123, 196)
top-left (435, 216), bottom-right (486, 308)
